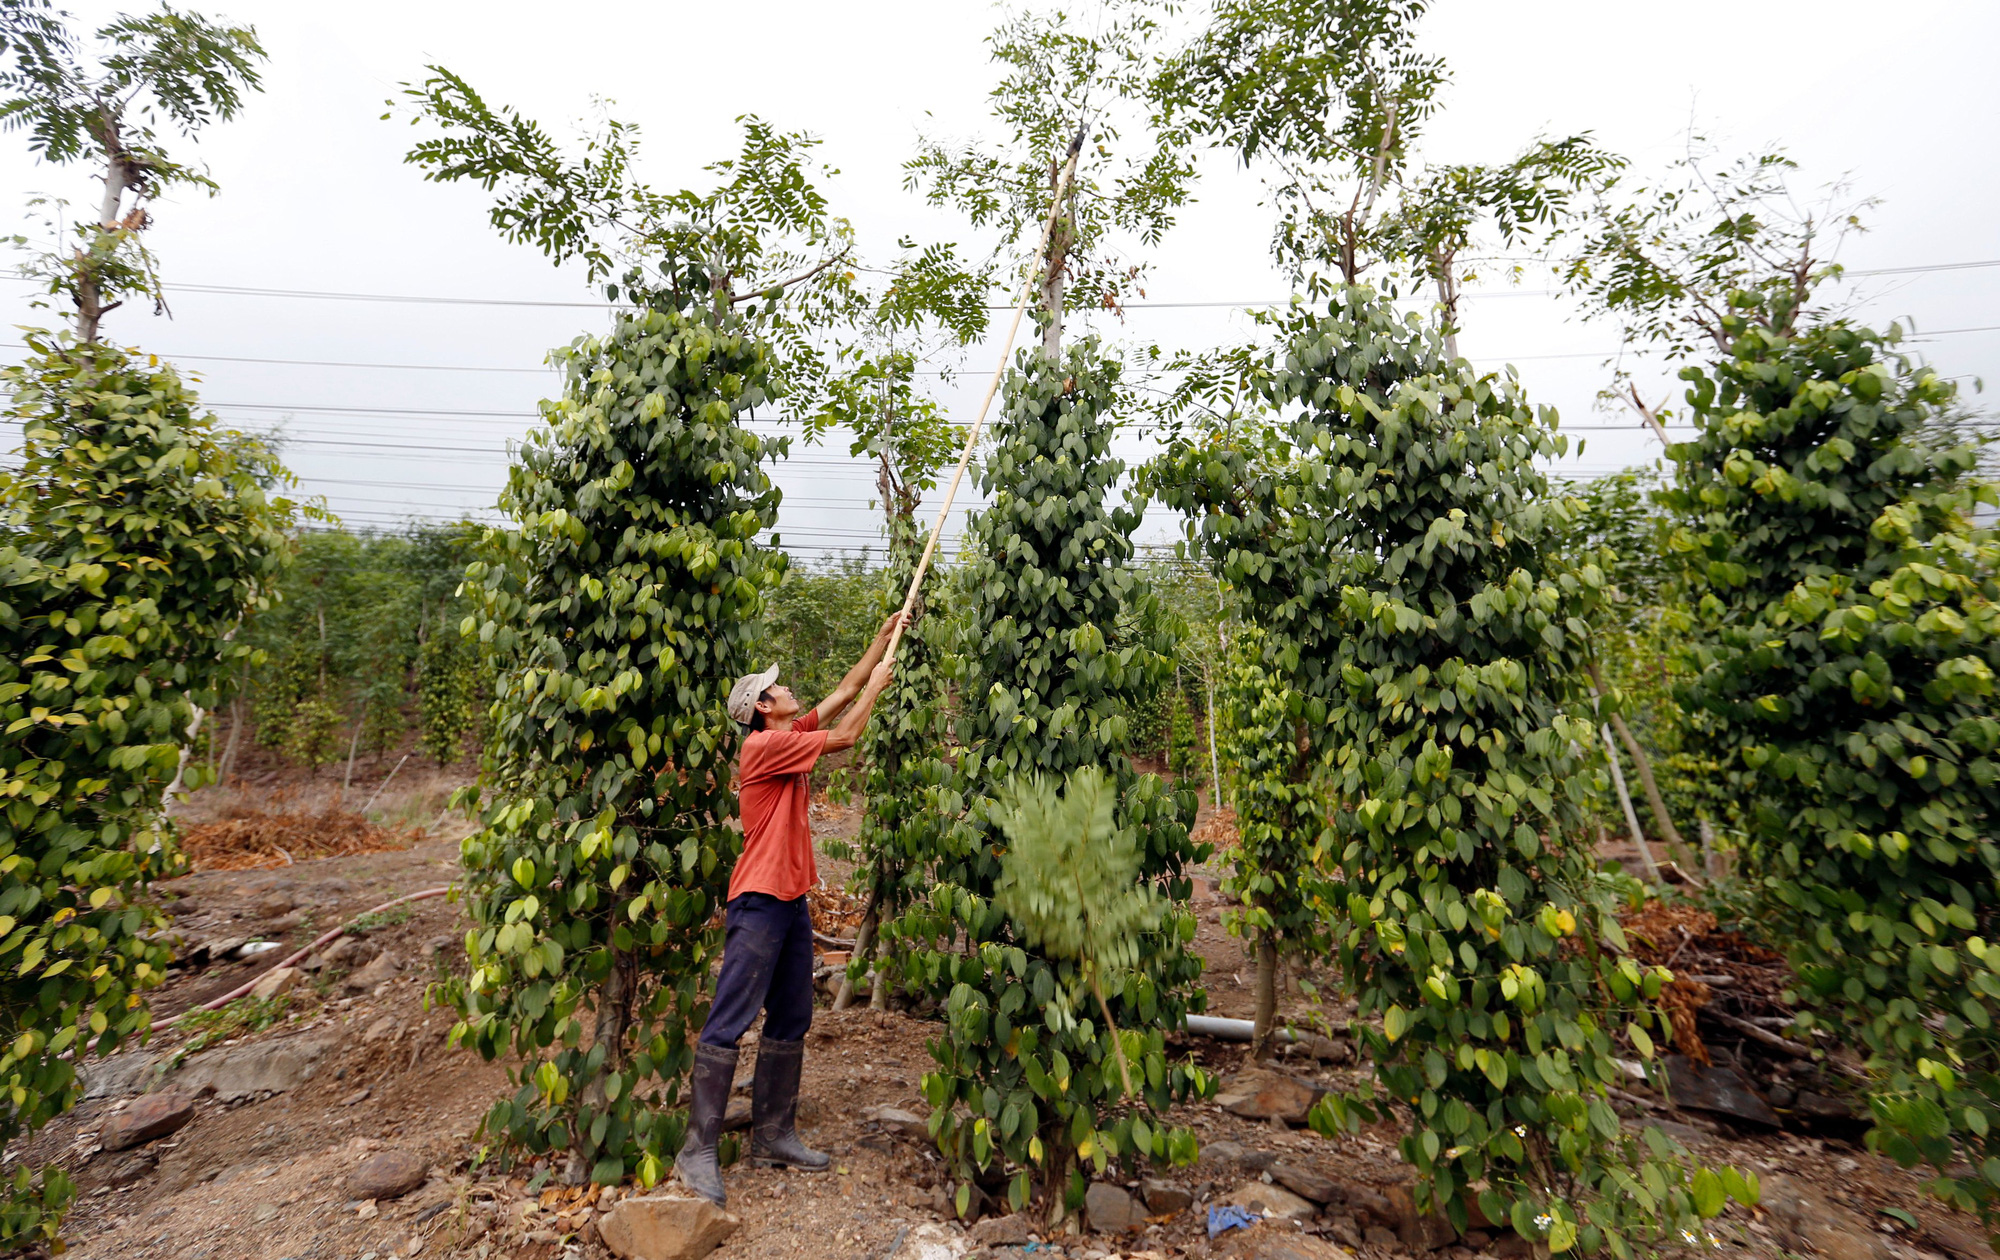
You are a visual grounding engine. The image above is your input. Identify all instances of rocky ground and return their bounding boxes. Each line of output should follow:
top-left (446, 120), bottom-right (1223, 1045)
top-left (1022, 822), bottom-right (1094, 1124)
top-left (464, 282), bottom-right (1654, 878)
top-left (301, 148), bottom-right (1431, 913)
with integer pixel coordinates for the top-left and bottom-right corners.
top-left (6, 789), bottom-right (1993, 1260)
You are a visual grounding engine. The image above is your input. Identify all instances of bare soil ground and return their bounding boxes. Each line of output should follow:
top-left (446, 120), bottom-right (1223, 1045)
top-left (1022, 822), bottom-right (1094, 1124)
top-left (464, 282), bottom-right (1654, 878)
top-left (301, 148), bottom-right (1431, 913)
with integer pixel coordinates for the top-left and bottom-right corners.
top-left (6, 779), bottom-right (1988, 1260)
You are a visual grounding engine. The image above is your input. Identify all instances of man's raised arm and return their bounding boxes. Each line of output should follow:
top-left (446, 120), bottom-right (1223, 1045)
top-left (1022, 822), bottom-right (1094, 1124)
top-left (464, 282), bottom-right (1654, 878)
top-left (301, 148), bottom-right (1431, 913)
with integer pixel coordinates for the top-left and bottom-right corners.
top-left (812, 611), bottom-right (905, 728)
top-left (821, 659), bottom-right (895, 754)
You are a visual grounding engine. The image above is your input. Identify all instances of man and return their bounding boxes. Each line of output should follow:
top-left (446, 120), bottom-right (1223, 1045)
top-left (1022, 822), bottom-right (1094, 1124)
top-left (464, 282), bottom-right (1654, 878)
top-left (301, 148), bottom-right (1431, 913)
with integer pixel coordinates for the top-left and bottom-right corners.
top-left (675, 612), bottom-right (903, 1206)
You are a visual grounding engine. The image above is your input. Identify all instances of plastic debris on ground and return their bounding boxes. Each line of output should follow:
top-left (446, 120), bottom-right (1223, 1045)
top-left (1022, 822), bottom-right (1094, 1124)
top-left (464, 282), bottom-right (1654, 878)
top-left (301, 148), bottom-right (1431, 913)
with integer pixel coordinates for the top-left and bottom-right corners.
top-left (1208, 1204), bottom-right (1261, 1238)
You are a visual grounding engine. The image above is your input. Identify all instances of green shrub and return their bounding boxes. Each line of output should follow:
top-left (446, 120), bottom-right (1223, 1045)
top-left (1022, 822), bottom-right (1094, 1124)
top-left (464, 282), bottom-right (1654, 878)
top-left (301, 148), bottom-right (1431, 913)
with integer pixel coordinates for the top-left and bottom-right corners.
top-left (0, 335), bottom-right (296, 1246)
top-left (418, 631), bottom-right (476, 765)
top-left (843, 516), bottom-right (950, 1002)
top-left (445, 303), bottom-right (784, 1188)
top-left (286, 695), bottom-right (343, 775)
top-left (890, 343), bottom-right (1209, 1223)
top-left (1155, 288), bottom-right (1746, 1253)
top-left (1665, 298), bottom-right (2000, 1221)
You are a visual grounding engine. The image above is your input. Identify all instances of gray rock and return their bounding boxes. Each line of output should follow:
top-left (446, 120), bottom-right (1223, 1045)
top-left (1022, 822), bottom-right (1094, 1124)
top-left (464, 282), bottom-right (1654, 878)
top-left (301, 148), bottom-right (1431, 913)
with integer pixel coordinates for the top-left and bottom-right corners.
top-left (171, 1031), bottom-right (337, 1101)
top-left (1198, 1139), bottom-right (1278, 1172)
top-left (1269, 1162), bottom-right (1338, 1205)
top-left (99, 1148), bottom-right (158, 1187)
top-left (863, 1105), bottom-right (928, 1140)
top-left (81, 1050), bottom-right (162, 1100)
top-left (1141, 1177), bottom-right (1193, 1215)
top-left (1085, 1181), bottom-right (1141, 1233)
top-left (723, 1096), bottom-right (751, 1132)
top-left (344, 951), bottom-right (401, 991)
top-left (1922, 1215), bottom-right (1996, 1260)
top-left (598, 1195), bottom-right (742, 1260)
top-left (248, 966), bottom-right (299, 1001)
top-left (1215, 1066), bottom-right (1328, 1126)
top-left (345, 1150), bottom-right (429, 1201)
top-left (1225, 1180), bottom-right (1318, 1223)
top-left (1663, 1055), bottom-right (1779, 1127)
top-left (252, 892), bottom-right (295, 918)
top-left (1217, 1223), bottom-right (1358, 1260)
top-left (99, 1092), bottom-right (196, 1151)
top-left (1793, 1090), bottom-right (1858, 1120)
top-left (1757, 1173), bottom-right (1893, 1260)
top-left (969, 1213), bottom-right (1035, 1246)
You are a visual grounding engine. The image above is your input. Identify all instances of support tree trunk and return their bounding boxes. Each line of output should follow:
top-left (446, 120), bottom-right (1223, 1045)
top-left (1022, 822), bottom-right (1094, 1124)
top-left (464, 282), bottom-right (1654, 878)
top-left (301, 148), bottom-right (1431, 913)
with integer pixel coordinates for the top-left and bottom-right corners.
top-left (1434, 254), bottom-right (1461, 361)
top-left (571, 947), bottom-right (635, 1182)
top-left (1250, 931), bottom-right (1278, 1061)
top-left (832, 885), bottom-right (881, 1012)
top-left (217, 694), bottom-right (245, 784)
top-left (1039, 166), bottom-right (1072, 358)
top-left (1585, 661), bottom-right (1697, 873)
top-left (1601, 724), bottom-right (1661, 885)
top-left (79, 118), bottom-right (135, 344)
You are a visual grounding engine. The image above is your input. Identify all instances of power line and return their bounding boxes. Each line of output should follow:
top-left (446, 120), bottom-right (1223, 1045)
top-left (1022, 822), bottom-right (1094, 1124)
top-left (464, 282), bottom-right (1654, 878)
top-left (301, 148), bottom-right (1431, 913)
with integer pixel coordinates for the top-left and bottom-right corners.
top-left (7, 257), bottom-right (1998, 313)
top-left (8, 319), bottom-right (1992, 385)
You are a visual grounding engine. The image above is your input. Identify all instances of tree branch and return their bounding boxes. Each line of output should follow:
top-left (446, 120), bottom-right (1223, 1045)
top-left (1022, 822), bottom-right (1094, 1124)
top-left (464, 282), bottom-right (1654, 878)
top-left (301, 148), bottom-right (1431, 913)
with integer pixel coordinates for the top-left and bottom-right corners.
top-left (732, 246), bottom-right (853, 304)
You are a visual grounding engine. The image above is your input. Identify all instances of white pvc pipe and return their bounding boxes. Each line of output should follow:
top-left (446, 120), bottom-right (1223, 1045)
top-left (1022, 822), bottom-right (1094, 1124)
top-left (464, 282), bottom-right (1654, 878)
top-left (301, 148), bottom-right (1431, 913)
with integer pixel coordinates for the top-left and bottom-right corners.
top-left (1186, 1014), bottom-right (1302, 1043)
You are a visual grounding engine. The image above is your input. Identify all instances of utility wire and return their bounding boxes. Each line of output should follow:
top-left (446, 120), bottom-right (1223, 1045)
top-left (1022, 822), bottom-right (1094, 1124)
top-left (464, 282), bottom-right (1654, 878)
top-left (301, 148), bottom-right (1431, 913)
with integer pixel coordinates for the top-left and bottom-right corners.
top-left (6, 257), bottom-right (1998, 312)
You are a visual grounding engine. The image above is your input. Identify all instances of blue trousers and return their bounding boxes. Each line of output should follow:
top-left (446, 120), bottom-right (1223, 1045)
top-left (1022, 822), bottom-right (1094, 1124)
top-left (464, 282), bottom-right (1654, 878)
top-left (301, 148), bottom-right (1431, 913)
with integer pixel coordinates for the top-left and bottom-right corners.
top-left (698, 892), bottom-right (815, 1048)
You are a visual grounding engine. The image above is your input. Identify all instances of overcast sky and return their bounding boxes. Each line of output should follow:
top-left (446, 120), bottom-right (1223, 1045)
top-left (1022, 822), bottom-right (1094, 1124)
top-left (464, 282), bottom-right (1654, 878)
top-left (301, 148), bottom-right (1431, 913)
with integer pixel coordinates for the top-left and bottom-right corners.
top-left (4, 0), bottom-right (1995, 560)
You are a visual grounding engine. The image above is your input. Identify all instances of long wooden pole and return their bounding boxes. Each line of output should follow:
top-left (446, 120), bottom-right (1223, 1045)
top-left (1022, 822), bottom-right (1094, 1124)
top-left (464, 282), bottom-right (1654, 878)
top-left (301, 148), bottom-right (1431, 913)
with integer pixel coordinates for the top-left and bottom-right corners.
top-left (881, 128), bottom-right (1086, 666)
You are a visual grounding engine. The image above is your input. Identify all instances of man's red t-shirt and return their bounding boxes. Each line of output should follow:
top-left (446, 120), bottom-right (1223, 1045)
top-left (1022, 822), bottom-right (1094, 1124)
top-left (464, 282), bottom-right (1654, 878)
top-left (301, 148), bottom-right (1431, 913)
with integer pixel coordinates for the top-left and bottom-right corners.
top-left (729, 710), bottom-right (827, 902)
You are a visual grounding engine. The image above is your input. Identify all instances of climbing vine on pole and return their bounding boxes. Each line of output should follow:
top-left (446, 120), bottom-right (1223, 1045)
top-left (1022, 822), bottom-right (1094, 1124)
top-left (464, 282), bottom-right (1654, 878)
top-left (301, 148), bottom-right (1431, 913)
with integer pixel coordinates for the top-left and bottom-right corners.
top-left (1664, 298), bottom-right (2000, 1224)
top-left (0, 335), bottom-right (298, 1246)
top-left (1156, 288), bottom-right (1749, 1253)
top-left (445, 301), bottom-right (785, 1187)
top-left (890, 343), bottom-right (1210, 1223)
top-left (836, 514), bottom-right (949, 1010)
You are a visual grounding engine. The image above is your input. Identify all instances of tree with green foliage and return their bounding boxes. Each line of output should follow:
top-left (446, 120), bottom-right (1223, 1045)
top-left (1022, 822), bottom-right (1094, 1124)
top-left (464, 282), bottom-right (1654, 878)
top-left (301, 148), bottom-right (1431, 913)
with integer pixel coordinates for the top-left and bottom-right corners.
top-left (1562, 468), bottom-right (1731, 875)
top-left (0, 334), bottom-right (297, 1247)
top-left (226, 524), bottom-right (485, 775)
top-left (890, 344), bottom-right (1209, 1224)
top-left (1, 0), bottom-right (265, 342)
top-left (1158, 0), bottom-right (1614, 350)
top-left (992, 764), bottom-right (1165, 1097)
top-left (446, 301), bottom-right (787, 1189)
top-left (904, 0), bottom-right (1197, 354)
top-left (397, 71), bottom-right (984, 434)
top-left (403, 88), bottom-right (855, 1188)
top-left (1156, 286), bottom-right (1749, 1252)
top-left (831, 516), bottom-right (951, 1011)
top-left (1663, 294), bottom-right (2000, 1225)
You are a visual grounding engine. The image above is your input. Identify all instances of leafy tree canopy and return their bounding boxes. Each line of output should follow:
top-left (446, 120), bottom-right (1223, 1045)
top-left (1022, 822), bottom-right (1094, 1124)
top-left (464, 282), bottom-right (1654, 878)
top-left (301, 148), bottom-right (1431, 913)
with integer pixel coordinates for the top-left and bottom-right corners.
top-left (1, 0), bottom-right (265, 339)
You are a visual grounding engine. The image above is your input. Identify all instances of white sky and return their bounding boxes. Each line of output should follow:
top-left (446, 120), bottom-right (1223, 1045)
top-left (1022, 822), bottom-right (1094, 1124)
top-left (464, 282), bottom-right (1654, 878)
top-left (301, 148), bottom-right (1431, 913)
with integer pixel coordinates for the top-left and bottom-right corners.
top-left (4, 0), bottom-right (1995, 561)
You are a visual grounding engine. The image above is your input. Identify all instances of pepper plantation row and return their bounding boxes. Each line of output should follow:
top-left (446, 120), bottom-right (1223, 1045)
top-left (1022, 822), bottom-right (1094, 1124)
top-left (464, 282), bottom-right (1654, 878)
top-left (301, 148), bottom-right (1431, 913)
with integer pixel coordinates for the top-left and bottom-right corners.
top-left (3, 0), bottom-right (1998, 1254)
top-left (183, 528), bottom-right (1218, 794)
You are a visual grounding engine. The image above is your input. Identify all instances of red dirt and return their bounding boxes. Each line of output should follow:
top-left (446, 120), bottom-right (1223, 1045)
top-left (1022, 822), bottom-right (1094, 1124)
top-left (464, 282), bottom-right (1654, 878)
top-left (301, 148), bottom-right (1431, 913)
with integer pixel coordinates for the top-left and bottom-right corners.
top-left (5, 783), bottom-right (1986, 1260)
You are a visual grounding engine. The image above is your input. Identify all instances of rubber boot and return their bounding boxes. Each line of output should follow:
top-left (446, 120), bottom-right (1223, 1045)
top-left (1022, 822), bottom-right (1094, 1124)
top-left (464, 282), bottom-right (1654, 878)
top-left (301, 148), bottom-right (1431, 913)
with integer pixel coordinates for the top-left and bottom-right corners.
top-left (749, 1038), bottom-right (829, 1170)
top-left (674, 1042), bottom-right (737, 1206)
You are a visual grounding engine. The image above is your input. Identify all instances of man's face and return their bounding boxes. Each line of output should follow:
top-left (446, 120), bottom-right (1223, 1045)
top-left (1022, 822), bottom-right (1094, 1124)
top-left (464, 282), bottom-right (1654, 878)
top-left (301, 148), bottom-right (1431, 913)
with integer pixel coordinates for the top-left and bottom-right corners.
top-left (756, 684), bottom-right (801, 723)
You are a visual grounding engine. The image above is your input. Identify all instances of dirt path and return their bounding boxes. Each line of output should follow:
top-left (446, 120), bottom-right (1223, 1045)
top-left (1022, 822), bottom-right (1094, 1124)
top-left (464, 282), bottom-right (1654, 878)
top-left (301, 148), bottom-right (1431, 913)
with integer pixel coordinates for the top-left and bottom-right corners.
top-left (10, 808), bottom-right (1987, 1260)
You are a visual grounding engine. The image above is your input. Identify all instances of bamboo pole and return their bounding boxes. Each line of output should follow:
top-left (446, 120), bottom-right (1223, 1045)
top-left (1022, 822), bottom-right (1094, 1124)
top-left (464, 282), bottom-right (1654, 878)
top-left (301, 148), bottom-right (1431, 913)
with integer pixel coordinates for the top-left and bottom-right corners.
top-left (1601, 723), bottom-right (1662, 885)
top-left (881, 128), bottom-right (1087, 667)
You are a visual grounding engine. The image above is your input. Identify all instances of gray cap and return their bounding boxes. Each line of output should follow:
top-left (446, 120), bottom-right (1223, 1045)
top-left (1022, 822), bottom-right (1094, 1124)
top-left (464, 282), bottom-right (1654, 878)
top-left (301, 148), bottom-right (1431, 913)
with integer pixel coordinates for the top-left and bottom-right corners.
top-left (727, 664), bottom-right (781, 727)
